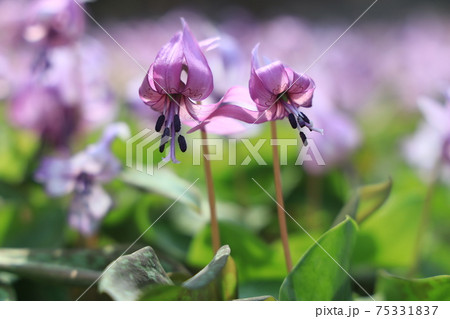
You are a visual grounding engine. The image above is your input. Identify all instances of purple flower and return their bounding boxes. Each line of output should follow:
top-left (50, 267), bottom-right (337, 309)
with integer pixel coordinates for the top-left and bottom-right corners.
top-left (189, 45), bottom-right (321, 142)
top-left (301, 92), bottom-right (360, 174)
top-left (9, 82), bottom-right (78, 148)
top-left (9, 42), bottom-right (117, 149)
top-left (139, 19), bottom-right (215, 163)
top-left (23, 0), bottom-right (85, 48)
top-left (35, 123), bottom-right (130, 235)
top-left (249, 44), bottom-right (321, 143)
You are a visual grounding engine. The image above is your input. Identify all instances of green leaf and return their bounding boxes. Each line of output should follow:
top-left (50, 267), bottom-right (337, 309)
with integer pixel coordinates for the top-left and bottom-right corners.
top-left (121, 168), bottom-right (201, 213)
top-left (352, 192), bottom-right (423, 268)
top-left (279, 218), bottom-right (358, 301)
top-left (0, 247), bottom-right (125, 285)
top-left (235, 295), bottom-right (276, 301)
top-left (139, 285), bottom-right (191, 301)
top-left (221, 256), bottom-right (238, 301)
top-left (98, 246), bottom-right (172, 301)
top-left (183, 245), bottom-right (230, 290)
top-left (182, 245), bottom-right (236, 301)
top-left (333, 178), bottom-right (392, 226)
top-left (140, 245), bottom-right (236, 301)
top-left (376, 271), bottom-right (450, 301)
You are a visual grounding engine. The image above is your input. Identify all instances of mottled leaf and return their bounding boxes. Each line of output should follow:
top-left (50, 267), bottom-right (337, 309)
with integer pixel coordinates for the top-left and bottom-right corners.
top-left (334, 178), bottom-right (392, 226)
top-left (279, 218), bottom-right (358, 301)
top-left (98, 246), bottom-right (172, 301)
top-left (376, 271), bottom-right (450, 301)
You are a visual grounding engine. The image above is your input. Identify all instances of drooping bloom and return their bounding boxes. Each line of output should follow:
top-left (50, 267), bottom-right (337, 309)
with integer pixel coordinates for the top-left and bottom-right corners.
top-left (139, 19), bottom-right (214, 163)
top-left (189, 44), bottom-right (322, 143)
top-left (35, 123), bottom-right (130, 235)
top-left (249, 44), bottom-right (322, 144)
top-left (403, 91), bottom-right (450, 183)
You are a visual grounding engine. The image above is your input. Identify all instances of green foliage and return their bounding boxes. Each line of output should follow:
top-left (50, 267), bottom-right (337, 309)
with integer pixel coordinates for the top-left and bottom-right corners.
top-left (279, 218), bottom-right (358, 301)
top-left (333, 178), bottom-right (392, 226)
top-left (121, 168), bottom-right (202, 213)
top-left (376, 271), bottom-right (450, 301)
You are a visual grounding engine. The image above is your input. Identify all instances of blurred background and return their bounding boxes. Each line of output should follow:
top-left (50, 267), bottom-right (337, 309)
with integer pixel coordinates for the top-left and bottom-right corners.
top-left (0, 0), bottom-right (449, 301)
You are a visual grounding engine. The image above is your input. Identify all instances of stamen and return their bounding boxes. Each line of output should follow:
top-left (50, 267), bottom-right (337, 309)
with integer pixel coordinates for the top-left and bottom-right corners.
top-left (297, 116), bottom-right (306, 128)
top-left (178, 135), bottom-right (187, 152)
top-left (155, 115), bottom-right (165, 132)
top-left (288, 113), bottom-right (298, 129)
top-left (163, 127), bottom-right (170, 138)
top-left (159, 143), bottom-right (166, 153)
top-left (299, 112), bottom-right (310, 124)
top-left (174, 114), bottom-right (181, 132)
top-left (300, 131), bottom-right (308, 146)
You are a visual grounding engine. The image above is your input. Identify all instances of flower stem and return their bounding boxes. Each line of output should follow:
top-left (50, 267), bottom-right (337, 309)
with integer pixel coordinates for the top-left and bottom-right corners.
top-left (201, 129), bottom-right (221, 253)
top-left (408, 161), bottom-right (441, 277)
top-left (270, 121), bottom-right (293, 272)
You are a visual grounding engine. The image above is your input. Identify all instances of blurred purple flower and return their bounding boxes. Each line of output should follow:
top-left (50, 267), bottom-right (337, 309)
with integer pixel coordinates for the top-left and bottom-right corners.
top-left (302, 93), bottom-right (361, 174)
top-left (403, 91), bottom-right (450, 183)
top-left (35, 123), bottom-right (130, 235)
top-left (8, 41), bottom-right (117, 149)
top-left (9, 82), bottom-right (78, 148)
top-left (139, 19), bottom-right (215, 163)
top-left (23, 0), bottom-right (85, 48)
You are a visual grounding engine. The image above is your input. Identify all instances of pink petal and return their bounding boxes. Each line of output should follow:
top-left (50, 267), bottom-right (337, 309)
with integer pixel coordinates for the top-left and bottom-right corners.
top-left (139, 65), bottom-right (166, 112)
top-left (187, 86), bottom-right (272, 134)
top-left (252, 45), bottom-right (289, 95)
top-left (181, 18), bottom-right (214, 101)
top-left (152, 31), bottom-right (184, 94)
top-left (286, 67), bottom-right (315, 107)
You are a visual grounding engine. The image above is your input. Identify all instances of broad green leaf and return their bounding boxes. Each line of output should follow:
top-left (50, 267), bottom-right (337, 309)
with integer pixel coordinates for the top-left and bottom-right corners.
top-left (279, 218), bottom-right (358, 301)
top-left (376, 271), bottom-right (450, 301)
top-left (352, 192), bottom-right (422, 268)
top-left (333, 178), bottom-right (392, 226)
top-left (98, 246), bottom-right (172, 301)
top-left (235, 295), bottom-right (276, 301)
top-left (0, 247), bottom-right (125, 285)
top-left (121, 168), bottom-right (201, 213)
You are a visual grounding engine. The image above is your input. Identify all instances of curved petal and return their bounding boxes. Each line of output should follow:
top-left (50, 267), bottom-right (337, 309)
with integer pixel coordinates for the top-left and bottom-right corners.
top-left (153, 31), bottom-right (184, 94)
top-left (249, 67), bottom-right (277, 109)
top-left (139, 65), bottom-right (166, 110)
top-left (251, 44), bottom-right (289, 95)
top-left (187, 86), bottom-right (272, 134)
top-left (286, 68), bottom-right (315, 107)
top-left (181, 18), bottom-right (214, 101)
